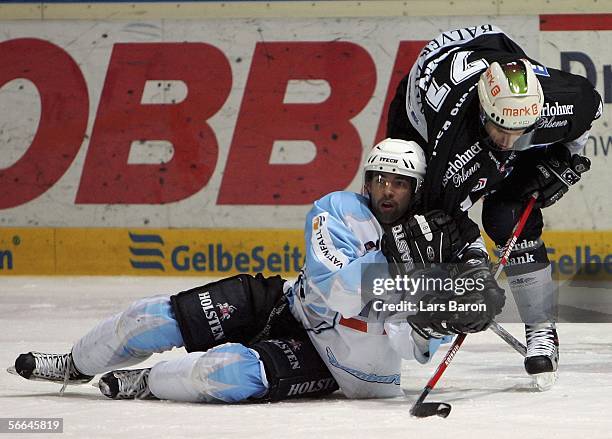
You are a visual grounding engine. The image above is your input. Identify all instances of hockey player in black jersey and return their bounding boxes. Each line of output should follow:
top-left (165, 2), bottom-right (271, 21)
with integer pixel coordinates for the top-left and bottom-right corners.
top-left (387, 24), bottom-right (603, 389)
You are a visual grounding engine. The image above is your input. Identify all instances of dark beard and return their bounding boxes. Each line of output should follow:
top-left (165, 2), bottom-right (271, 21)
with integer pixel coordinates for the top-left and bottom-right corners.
top-left (370, 202), bottom-right (403, 225)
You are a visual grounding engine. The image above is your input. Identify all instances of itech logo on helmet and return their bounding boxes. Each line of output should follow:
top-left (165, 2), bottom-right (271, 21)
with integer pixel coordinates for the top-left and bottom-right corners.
top-left (379, 157), bottom-right (398, 164)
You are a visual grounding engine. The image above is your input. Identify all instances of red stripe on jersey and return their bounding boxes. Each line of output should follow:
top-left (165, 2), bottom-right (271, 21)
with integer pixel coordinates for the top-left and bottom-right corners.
top-left (540, 14), bottom-right (612, 31)
top-left (339, 317), bottom-right (368, 332)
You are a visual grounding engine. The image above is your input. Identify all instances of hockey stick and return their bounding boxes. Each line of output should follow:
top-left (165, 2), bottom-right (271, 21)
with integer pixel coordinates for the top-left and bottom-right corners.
top-left (489, 321), bottom-right (526, 357)
top-left (491, 192), bottom-right (539, 279)
top-left (410, 192), bottom-right (538, 418)
top-left (486, 192), bottom-right (540, 358)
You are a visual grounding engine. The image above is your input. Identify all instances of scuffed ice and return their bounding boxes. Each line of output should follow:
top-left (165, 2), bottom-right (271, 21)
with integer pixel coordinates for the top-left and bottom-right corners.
top-left (1, 277), bottom-right (611, 438)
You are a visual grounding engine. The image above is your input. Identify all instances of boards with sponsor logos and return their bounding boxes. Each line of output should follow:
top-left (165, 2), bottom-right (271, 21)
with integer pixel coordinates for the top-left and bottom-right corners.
top-left (0, 14), bottom-right (610, 276)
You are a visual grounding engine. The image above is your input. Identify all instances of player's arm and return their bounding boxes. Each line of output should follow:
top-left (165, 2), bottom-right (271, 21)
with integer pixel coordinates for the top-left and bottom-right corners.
top-left (303, 192), bottom-right (387, 319)
top-left (559, 76), bottom-right (603, 154)
top-left (514, 73), bottom-right (602, 208)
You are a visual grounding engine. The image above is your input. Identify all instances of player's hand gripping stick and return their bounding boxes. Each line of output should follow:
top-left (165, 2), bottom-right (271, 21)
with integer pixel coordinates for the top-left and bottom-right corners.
top-left (409, 192), bottom-right (538, 418)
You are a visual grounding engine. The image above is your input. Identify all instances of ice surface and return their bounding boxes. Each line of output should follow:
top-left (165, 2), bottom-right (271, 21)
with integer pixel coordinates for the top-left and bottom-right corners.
top-left (1, 277), bottom-right (611, 438)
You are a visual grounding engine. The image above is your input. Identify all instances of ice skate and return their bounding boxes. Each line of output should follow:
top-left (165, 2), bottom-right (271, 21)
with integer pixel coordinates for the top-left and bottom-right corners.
top-left (524, 323), bottom-right (559, 391)
top-left (97, 368), bottom-right (156, 400)
top-left (8, 352), bottom-right (93, 384)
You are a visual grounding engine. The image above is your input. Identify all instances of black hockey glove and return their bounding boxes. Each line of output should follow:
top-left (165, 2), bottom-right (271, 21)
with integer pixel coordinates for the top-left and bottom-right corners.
top-left (519, 145), bottom-right (591, 208)
top-left (449, 248), bottom-right (506, 333)
top-left (407, 287), bottom-right (455, 339)
top-left (408, 287), bottom-right (502, 339)
top-left (381, 210), bottom-right (462, 276)
top-left (404, 248), bottom-right (505, 338)
top-left (409, 317), bottom-right (453, 340)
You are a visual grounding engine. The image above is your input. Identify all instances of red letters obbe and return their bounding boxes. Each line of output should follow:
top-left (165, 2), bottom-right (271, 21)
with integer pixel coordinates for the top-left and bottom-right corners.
top-left (374, 41), bottom-right (425, 144)
top-left (0, 39), bottom-right (88, 209)
top-left (77, 43), bottom-right (231, 204)
top-left (218, 42), bottom-right (376, 205)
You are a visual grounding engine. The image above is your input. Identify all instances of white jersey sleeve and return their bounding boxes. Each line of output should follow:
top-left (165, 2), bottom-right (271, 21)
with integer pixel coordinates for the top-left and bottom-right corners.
top-left (563, 129), bottom-right (591, 155)
top-left (289, 191), bottom-right (387, 331)
top-left (384, 321), bottom-right (430, 363)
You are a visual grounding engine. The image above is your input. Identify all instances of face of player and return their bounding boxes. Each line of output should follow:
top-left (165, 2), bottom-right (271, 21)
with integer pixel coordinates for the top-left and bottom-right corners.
top-left (483, 121), bottom-right (527, 151)
top-left (365, 172), bottom-right (414, 225)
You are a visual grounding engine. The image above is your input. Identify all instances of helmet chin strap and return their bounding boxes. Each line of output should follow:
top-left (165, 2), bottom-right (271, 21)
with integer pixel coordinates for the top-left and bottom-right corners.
top-left (406, 189), bottom-right (423, 215)
top-left (478, 122), bottom-right (501, 152)
top-left (478, 112), bottom-right (514, 153)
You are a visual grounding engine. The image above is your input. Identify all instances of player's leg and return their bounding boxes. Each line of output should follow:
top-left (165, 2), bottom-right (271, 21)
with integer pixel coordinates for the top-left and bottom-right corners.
top-left (98, 334), bottom-right (338, 402)
top-left (13, 294), bottom-right (183, 384)
top-left (169, 273), bottom-right (286, 353)
top-left (305, 323), bottom-right (405, 399)
top-left (482, 194), bottom-right (559, 380)
top-left (98, 282), bottom-right (337, 402)
top-left (12, 273), bottom-right (287, 386)
top-left (98, 343), bottom-right (267, 402)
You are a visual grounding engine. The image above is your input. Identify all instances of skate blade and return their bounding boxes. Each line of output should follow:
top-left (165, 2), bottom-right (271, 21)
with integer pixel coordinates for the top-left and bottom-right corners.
top-left (6, 365), bottom-right (90, 384)
top-left (532, 371), bottom-right (558, 391)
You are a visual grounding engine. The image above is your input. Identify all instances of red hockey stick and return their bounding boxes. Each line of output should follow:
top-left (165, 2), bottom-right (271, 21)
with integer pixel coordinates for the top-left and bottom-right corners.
top-left (410, 193), bottom-right (538, 418)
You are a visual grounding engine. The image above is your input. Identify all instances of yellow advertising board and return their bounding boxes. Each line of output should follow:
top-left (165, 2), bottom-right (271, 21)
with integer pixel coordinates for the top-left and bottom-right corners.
top-left (0, 228), bottom-right (304, 277)
top-left (1, 228), bottom-right (611, 278)
top-left (484, 231), bottom-right (612, 279)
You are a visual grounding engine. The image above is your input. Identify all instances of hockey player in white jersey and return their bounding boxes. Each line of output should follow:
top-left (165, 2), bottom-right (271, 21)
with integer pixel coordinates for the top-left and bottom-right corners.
top-left (290, 139), bottom-right (505, 397)
top-left (9, 139), bottom-right (504, 402)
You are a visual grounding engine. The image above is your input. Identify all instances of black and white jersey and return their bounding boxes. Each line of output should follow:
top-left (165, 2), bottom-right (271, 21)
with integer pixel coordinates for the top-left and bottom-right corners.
top-left (387, 25), bottom-right (602, 242)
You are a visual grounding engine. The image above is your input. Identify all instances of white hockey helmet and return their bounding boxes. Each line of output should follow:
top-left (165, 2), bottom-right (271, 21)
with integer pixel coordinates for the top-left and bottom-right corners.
top-left (363, 138), bottom-right (427, 194)
top-left (478, 59), bottom-right (544, 131)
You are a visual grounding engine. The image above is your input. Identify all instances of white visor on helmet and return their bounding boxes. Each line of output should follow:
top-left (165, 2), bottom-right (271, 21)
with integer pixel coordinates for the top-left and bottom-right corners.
top-left (363, 138), bottom-right (427, 193)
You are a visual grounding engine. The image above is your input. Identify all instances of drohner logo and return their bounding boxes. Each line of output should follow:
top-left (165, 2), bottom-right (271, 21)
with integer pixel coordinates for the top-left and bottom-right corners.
top-left (540, 102), bottom-right (574, 117)
top-left (442, 143), bottom-right (482, 187)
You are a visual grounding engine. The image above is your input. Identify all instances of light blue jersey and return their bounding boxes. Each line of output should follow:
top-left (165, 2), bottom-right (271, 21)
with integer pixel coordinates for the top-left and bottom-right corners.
top-left (286, 191), bottom-right (451, 398)
top-left (288, 191), bottom-right (387, 333)
top-left (71, 190), bottom-right (447, 402)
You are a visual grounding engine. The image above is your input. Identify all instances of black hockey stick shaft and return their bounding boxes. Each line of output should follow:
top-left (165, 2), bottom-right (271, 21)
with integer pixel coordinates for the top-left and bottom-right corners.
top-left (489, 321), bottom-right (526, 356)
top-left (410, 193), bottom-right (537, 418)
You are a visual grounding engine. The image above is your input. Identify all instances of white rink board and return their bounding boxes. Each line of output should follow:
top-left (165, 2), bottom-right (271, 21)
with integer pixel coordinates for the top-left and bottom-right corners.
top-left (0, 17), bottom-right (609, 229)
top-left (0, 19), bottom-right (531, 228)
top-left (538, 28), bottom-right (612, 229)
top-left (1, 276), bottom-right (611, 438)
